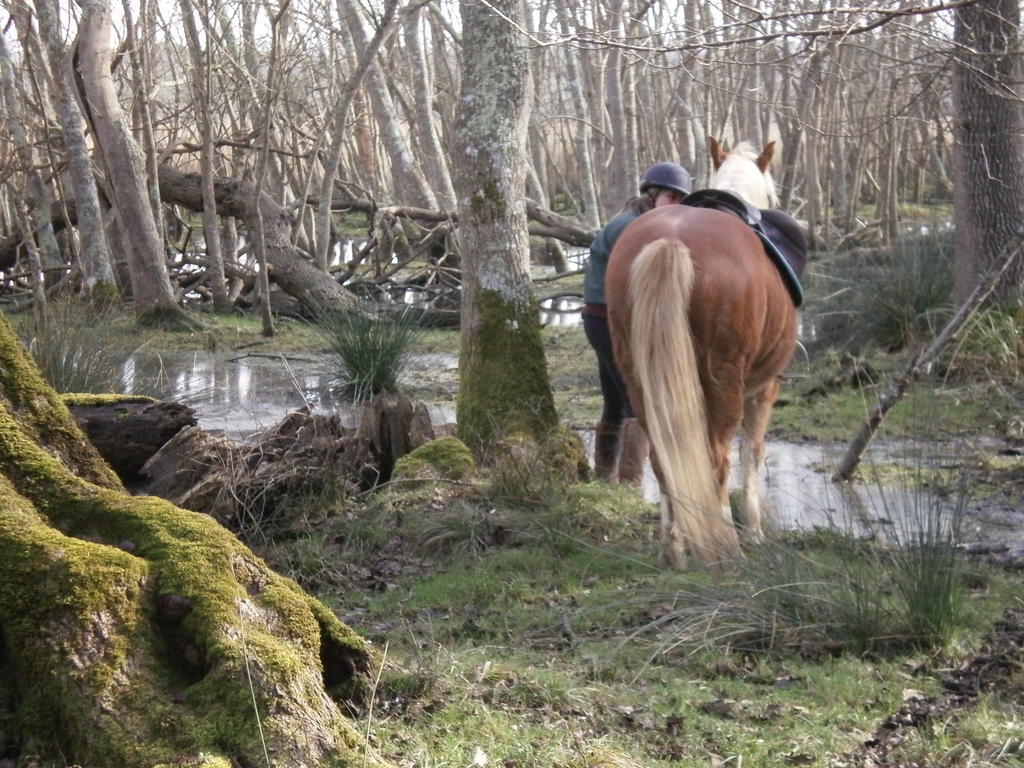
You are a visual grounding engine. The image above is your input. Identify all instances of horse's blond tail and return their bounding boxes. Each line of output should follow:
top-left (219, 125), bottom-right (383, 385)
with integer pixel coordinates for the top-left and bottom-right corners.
top-left (628, 240), bottom-right (742, 569)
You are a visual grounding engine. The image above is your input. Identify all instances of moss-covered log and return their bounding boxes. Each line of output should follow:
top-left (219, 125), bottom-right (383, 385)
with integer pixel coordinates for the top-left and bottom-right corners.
top-left (0, 309), bottom-right (387, 767)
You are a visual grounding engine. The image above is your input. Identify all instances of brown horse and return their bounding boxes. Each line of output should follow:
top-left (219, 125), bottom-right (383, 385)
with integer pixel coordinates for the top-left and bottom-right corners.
top-left (605, 140), bottom-right (797, 570)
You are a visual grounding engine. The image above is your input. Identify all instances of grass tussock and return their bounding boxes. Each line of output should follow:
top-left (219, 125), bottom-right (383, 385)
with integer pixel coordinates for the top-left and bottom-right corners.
top-left (809, 228), bottom-right (954, 352)
top-left (943, 306), bottom-right (1024, 385)
top-left (314, 305), bottom-right (423, 401)
top-left (629, 459), bottom-right (971, 660)
top-left (17, 299), bottom-right (141, 394)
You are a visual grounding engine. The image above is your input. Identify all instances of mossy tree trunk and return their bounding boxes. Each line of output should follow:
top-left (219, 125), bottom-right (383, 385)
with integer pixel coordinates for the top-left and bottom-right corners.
top-left (0, 310), bottom-right (387, 767)
top-left (451, 0), bottom-right (558, 451)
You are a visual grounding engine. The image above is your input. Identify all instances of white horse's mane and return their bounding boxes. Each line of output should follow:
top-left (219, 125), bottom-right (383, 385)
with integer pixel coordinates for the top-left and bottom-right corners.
top-left (728, 141), bottom-right (760, 161)
top-left (711, 142), bottom-right (779, 208)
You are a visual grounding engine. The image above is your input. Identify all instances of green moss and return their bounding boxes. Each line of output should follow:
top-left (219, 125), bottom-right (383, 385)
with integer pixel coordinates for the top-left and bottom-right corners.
top-left (0, 310), bottom-right (387, 768)
top-left (136, 306), bottom-right (205, 332)
top-left (89, 281), bottom-right (121, 308)
top-left (392, 436), bottom-right (477, 481)
top-left (153, 758), bottom-right (234, 768)
top-left (469, 179), bottom-right (506, 221)
top-left (456, 289), bottom-right (557, 451)
top-left (0, 312), bottom-right (122, 489)
top-left (61, 392), bottom-right (158, 408)
top-left (540, 424), bottom-right (590, 483)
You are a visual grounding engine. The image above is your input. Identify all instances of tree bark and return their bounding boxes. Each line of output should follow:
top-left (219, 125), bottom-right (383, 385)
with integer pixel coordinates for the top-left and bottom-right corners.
top-left (158, 166), bottom-right (360, 316)
top-left (179, 0), bottom-right (233, 312)
top-left (73, 0), bottom-right (195, 327)
top-left (404, 6), bottom-right (457, 211)
top-left (339, 0), bottom-right (438, 210)
top-left (0, 25), bottom-right (62, 274)
top-left (602, 0), bottom-right (635, 218)
top-left (315, 0), bottom-right (400, 271)
top-left (65, 394), bottom-right (197, 485)
top-left (34, 0), bottom-right (118, 300)
top-left (0, 311), bottom-right (388, 767)
top-left (452, 0), bottom-right (558, 450)
top-left (554, 3), bottom-right (602, 229)
top-left (952, 0), bottom-right (1024, 306)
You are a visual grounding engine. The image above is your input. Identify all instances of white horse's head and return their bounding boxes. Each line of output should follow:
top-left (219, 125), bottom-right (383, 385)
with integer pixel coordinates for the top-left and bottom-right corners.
top-left (709, 138), bottom-right (779, 209)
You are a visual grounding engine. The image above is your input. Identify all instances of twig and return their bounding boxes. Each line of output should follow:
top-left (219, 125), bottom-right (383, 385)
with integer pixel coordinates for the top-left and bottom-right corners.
top-left (361, 641), bottom-right (388, 768)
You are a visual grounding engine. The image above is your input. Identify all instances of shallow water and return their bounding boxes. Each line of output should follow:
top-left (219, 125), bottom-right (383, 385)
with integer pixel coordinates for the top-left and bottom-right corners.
top-left (586, 432), bottom-right (988, 545)
top-left (128, 349), bottom-right (1004, 546)
top-left (128, 349), bottom-right (456, 442)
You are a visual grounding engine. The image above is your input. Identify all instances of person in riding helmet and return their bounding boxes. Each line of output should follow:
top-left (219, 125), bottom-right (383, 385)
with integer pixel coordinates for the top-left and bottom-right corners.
top-left (582, 162), bottom-right (693, 485)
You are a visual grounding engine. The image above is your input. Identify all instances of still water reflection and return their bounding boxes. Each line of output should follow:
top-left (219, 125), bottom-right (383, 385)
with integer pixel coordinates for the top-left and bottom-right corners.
top-left (129, 350), bottom-right (978, 544)
top-left (126, 349), bottom-right (455, 442)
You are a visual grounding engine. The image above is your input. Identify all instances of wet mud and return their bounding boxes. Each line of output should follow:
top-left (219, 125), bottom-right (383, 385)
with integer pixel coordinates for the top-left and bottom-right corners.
top-left (831, 605), bottom-right (1024, 767)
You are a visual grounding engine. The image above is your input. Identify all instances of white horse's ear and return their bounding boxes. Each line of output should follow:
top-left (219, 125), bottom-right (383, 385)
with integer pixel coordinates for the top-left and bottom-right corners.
top-left (709, 137), bottom-right (728, 169)
top-left (756, 141), bottom-right (776, 172)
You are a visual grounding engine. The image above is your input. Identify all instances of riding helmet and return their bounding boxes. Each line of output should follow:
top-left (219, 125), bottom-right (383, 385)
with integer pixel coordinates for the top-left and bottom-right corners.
top-left (639, 162), bottom-right (693, 196)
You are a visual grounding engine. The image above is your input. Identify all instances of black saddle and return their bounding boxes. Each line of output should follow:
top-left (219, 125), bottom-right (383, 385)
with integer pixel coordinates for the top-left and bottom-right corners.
top-left (681, 189), bottom-right (807, 308)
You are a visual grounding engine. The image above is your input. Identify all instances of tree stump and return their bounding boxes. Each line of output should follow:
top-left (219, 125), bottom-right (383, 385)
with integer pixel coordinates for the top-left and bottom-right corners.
top-left (140, 394), bottom-right (435, 533)
top-left (64, 395), bottom-right (197, 485)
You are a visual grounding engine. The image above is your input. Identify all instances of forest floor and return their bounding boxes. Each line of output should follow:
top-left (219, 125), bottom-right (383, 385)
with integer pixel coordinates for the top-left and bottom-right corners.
top-left (22, 303), bottom-right (1020, 768)
top-left (133, 312), bottom-right (1024, 768)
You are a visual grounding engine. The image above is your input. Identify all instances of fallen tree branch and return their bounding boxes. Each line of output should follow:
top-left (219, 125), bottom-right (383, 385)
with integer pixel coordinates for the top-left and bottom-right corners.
top-left (325, 196), bottom-right (595, 248)
top-left (833, 225), bottom-right (1024, 481)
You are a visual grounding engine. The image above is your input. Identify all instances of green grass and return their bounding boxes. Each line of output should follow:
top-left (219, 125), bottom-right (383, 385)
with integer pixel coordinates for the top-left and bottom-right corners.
top-left (772, 353), bottom-right (1021, 442)
top-left (318, 527), bottom-right (1010, 767)
top-left (252, 460), bottom-right (1020, 768)
top-left (942, 307), bottom-right (1024, 384)
top-left (314, 306), bottom-right (424, 401)
top-left (904, 694), bottom-right (1024, 765)
top-left (76, 307), bottom-right (324, 355)
top-left (15, 300), bottom-right (141, 393)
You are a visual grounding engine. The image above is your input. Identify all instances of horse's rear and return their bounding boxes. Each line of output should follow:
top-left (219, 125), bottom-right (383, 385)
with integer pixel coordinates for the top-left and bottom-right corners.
top-left (605, 204), bottom-right (797, 569)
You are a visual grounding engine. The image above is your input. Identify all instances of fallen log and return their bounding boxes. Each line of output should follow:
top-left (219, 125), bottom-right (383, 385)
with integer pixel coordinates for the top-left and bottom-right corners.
top-left (141, 392), bottom-right (436, 535)
top-left (326, 195), bottom-right (595, 248)
top-left (62, 394), bottom-right (196, 485)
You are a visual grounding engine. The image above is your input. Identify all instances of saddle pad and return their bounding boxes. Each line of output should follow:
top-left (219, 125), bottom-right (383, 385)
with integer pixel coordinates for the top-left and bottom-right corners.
top-left (682, 189), bottom-right (806, 308)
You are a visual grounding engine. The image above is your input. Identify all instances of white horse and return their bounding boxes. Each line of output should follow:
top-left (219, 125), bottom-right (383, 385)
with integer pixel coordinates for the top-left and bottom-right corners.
top-left (709, 138), bottom-right (779, 209)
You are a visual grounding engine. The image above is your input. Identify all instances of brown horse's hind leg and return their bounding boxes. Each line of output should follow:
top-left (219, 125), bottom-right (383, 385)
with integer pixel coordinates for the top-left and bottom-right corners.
top-left (705, 378), bottom-right (745, 524)
top-left (737, 378), bottom-right (780, 542)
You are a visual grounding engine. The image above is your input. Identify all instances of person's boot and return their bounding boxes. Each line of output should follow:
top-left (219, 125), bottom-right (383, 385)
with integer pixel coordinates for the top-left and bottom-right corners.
top-left (616, 418), bottom-right (649, 487)
top-left (593, 422), bottom-right (620, 480)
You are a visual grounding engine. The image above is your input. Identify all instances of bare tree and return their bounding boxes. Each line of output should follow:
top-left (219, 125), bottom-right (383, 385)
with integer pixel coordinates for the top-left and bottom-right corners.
top-left (0, 22), bottom-right (62, 277)
top-left (179, 0), bottom-right (232, 311)
top-left (338, 0), bottom-right (437, 209)
top-left (314, 0), bottom-right (399, 271)
top-left (952, 0), bottom-right (1024, 306)
top-left (554, 2), bottom-right (602, 228)
top-left (403, 5), bottom-right (457, 210)
top-left (73, 0), bottom-right (197, 327)
top-left (452, 0), bottom-right (558, 448)
top-left (34, 0), bottom-right (117, 300)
